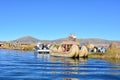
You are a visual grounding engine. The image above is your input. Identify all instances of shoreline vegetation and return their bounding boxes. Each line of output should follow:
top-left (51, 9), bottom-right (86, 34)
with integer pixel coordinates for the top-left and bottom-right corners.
top-left (88, 43), bottom-right (120, 59)
top-left (0, 43), bottom-right (35, 51)
top-left (0, 42), bottom-right (120, 59)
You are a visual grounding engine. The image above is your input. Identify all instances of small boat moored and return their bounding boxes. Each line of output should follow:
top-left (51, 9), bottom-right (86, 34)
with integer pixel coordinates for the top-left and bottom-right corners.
top-left (34, 43), bottom-right (50, 54)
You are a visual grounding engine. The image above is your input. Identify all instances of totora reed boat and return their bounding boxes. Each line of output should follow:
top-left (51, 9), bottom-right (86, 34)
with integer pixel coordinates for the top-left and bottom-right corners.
top-left (50, 34), bottom-right (88, 58)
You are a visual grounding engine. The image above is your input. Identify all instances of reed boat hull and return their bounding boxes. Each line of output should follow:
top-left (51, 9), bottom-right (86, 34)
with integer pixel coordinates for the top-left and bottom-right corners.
top-left (50, 52), bottom-right (76, 58)
top-left (50, 45), bottom-right (79, 58)
top-left (50, 45), bottom-right (88, 58)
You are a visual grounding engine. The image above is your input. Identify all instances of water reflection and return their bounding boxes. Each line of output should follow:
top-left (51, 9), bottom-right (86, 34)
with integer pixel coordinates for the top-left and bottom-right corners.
top-left (62, 78), bottom-right (78, 80)
top-left (0, 50), bottom-right (119, 80)
top-left (34, 52), bottom-right (88, 80)
top-left (105, 59), bottom-right (120, 65)
top-left (34, 52), bottom-right (87, 66)
top-left (0, 50), bottom-right (120, 80)
top-left (50, 56), bottom-right (88, 66)
top-left (49, 56), bottom-right (88, 80)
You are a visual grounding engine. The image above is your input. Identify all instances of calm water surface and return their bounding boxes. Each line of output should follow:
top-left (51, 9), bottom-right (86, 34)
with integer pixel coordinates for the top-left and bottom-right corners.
top-left (0, 49), bottom-right (120, 80)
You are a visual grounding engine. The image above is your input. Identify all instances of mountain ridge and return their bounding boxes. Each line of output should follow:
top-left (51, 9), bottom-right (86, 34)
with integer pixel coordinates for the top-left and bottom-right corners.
top-left (7, 36), bottom-right (119, 47)
top-left (0, 36), bottom-right (120, 47)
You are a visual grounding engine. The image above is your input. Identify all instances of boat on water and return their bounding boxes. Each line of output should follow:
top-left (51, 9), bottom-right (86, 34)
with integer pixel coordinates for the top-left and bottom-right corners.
top-left (34, 43), bottom-right (50, 54)
top-left (50, 34), bottom-right (88, 58)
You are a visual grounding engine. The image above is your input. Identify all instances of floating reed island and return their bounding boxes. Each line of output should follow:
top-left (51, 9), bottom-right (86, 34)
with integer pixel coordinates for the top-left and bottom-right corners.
top-left (88, 42), bottom-right (120, 59)
top-left (49, 35), bottom-right (120, 59)
top-left (1, 42), bottom-right (34, 51)
top-left (49, 34), bottom-right (88, 58)
top-left (1, 35), bottom-right (120, 59)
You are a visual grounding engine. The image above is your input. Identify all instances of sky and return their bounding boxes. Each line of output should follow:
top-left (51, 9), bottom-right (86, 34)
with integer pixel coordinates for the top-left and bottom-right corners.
top-left (0, 0), bottom-right (120, 41)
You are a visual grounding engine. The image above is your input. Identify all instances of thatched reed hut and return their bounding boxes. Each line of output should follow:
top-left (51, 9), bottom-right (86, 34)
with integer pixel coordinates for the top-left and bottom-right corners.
top-left (86, 44), bottom-right (94, 49)
top-left (61, 34), bottom-right (80, 51)
top-left (108, 42), bottom-right (117, 49)
top-left (105, 42), bottom-right (120, 59)
top-left (61, 40), bottom-right (80, 51)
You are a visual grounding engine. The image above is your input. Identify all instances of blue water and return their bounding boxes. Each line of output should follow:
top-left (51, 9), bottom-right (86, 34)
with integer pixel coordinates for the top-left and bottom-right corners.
top-left (0, 49), bottom-right (120, 80)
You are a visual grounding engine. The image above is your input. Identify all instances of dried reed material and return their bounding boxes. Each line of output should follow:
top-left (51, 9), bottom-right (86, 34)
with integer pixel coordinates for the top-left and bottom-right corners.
top-left (79, 46), bottom-right (88, 57)
top-left (86, 44), bottom-right (94, 49)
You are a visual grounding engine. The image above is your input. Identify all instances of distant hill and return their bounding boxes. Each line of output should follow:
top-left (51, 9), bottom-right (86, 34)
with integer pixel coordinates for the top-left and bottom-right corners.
top-left (3, 36), bottom-right (120, 47)
top-left (78, 38), bottom-right (111, 46)
top-left (12, 36), bottom-right (40, 44)
top-left (52, 38), bottom-right (113, 47)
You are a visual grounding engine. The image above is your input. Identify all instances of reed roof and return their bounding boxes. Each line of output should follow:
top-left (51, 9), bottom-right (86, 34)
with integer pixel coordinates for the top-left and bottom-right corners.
top-left (61, 40), bottom-right (80, 45)
top-left (86, 44), bottom-right (94, 49)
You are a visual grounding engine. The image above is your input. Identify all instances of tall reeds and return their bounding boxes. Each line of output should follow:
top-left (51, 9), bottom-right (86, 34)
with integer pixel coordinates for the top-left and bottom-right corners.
top-left (105, 42), bottom-right (120, 59)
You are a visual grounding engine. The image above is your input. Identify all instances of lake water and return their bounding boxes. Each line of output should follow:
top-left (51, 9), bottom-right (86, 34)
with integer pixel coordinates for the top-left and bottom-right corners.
top-left (0, 49), bottom-right (120, 80)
